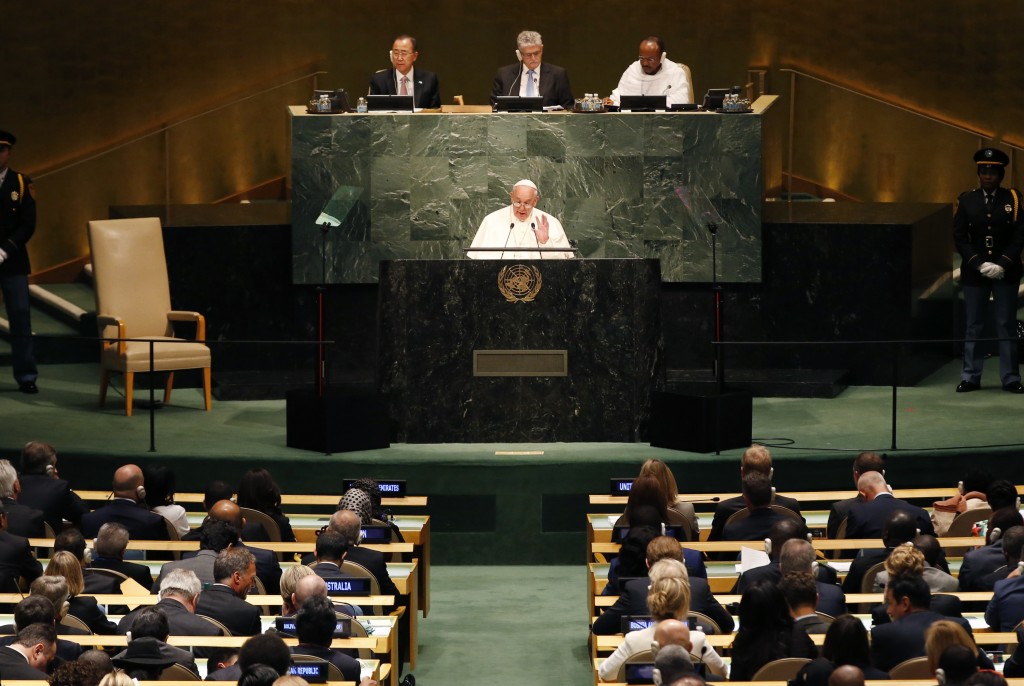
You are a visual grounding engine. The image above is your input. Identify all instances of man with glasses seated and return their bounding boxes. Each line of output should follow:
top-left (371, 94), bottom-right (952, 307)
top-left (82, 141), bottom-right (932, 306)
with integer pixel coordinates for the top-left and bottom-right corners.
top-left (468, 179), bottom-right (574, 259)
top-left (606, 36), bottom-right (693, 108)
top-left (369, 35), bottom-right (441, 110)
top-left (491, 30), bottom-right (573, 109)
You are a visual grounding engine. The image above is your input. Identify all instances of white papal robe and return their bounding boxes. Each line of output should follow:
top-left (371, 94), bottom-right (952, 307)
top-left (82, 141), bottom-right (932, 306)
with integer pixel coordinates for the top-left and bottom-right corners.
top-left (468, 206), bottom-right (574, 259)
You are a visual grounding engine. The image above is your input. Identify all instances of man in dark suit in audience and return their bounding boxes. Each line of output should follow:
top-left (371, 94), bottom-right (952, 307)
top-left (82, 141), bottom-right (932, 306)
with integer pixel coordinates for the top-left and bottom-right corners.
top-left (290, 595), bottom-right (362, 681)
top-left (206, 633), bottom-right (292, 683)
top-left (844, 471), bottom-right (934, 541)
top-left (0, 596), bottom-right (83, 663)
top-left (16, 441), bottom-right (87, 532)
top-left (721, 472), bottom-right (796, 543)
top-left (0, 459), bottom-right (44, 538)
top-left (707, 445), bottom-right (802, 542)
top-left (592, 535), bottom-right (734, 635)
top-left (827, 451), bottom-right (886, 540)
top-left (80, 464), bottom-right (168, 540)
top-left (960, 507), bottom-right (1024, 591)
top-left (88, 522), bottom-right (155, 590)
top-left (870, 573), bottom-right (973, 672)
top-left (205, 499), bottom-right (281, 594)
top-left (984, 525), bottom-right (1024, 630)
top-left (182, 481), bottom-right (269, 542)
top-left (52, 530), bottom-right (119, 595)
top-left (734, 519), bottom-right (839, 590)
top-left (842, 509), bottom-right (919, 593)
top-left (119, 568), bottom-right (222, 656)
top-left (111, 607), bottom-right (198, 676)
top-left (329, 509), bottom-right (400, 598)
top-left (780, 571), bottom-right (830, 638)
top-left (0, 623), bottom-right (57, 678)
top-left (194, 548), bottom-right (261, 636)
top-left (0, 501), bottom-right (42, 592)
top-left (369, 35), bottom-right (441, 109)
top-left (737, 534), bottom-right (846, 617)
top-left (152, 519), bottom-right (237, 591)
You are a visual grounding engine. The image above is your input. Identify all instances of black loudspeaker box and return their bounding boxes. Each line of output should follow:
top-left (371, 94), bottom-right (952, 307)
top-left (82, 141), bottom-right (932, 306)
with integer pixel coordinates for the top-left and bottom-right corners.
top-left (648, 389), bottom-right (752, 453)
top-left (286, 387), bottom-right (390, 453)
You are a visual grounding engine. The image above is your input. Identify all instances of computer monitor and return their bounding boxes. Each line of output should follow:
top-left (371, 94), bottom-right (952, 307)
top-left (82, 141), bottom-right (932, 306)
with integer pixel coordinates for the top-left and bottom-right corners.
top-left (619, 95), bottom-right (667, 112)
top-left (702, 87), bottom-right (741, 111)
top-left (493, 95), bottom-right (543, 112)
top-left (366, 94), bottom-right (414, 112)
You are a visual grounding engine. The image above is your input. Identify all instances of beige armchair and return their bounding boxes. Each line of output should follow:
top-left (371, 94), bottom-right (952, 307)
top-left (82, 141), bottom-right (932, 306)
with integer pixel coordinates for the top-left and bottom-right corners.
top-left (87, 217), bottom-right (212, 416)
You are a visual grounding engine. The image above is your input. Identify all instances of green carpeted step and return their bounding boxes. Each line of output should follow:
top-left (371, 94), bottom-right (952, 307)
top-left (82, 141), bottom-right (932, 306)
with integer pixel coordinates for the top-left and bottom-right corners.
top-left (39, 282), bottom-right (96, 313)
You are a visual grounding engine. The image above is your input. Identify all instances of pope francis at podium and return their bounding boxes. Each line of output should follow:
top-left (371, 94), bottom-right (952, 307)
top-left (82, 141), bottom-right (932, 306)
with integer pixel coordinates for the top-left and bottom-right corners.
top-left (468, 179), bottom-right (574, 259)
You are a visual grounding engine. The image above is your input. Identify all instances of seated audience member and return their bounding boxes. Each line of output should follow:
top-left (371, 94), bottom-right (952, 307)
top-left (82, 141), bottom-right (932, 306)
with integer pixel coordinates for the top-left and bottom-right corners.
top-left (323, 508), bottom-right (400, 597)
top-left (99, 671), bottom-right (136, 686)
top-left (708, 444), bottom-right (802, 542)
top-left (80, 464), bottom-right (169, 540)
top-left (0, 459), bottom-right (44, 537)
top-left (194, 548), bottom-right (261, 636)
top-left (27, 575), bottom-right (87, 639)
top-left (152, 518), bottom-right (238, 590)
top-left (0, 500), bottom-right (42, 591)
top-left (237, 467), bottom-right (295, 542)
top-left (0, 595), bottom-right (83, 662)
top-left (935, 645), bottom-right (980, 686)
top-left (347, 477), bottom-right (406, 543)
top-left (986, 479), bottom-right (1021, 512)
top-left (607, 36), bottom-right (693, 107)
top-left (45, 551), bottom-right (117, 634)
top-left (594, 535), bottom-right (733, 635)
top-left (88, 522), bottom-right (155, 590)
top-left (722, 472), bottom-right (797, 542)
top-left (141, 464), bottom-right (189, 538)
top-left (609, 504), bottom-right (707, 590)
top-left (780, 572), bottom-right (829, 638)
top-left (1002, 625), bottom-right (1024, 677)
top-left (599, 560), bottom-right (727, 681)
top-left (311, 530), bottom-right (364, 614)
top-left (844, 471), bottom-right (934, 540)
top-left (827, 451), bottom-right (885, 541)
top-left (874, 540), bottom-right (957, 593)
top-left (842, 509), bottom-right (919, 593)
top-left (930, 470), bottom-right (992, 536)
top-left (799, 614), bottom-right (890, 686)
top-left (279, 564), bottom-right (317, 616)
top-left (0, 623), bottom-right (57, 678)
top-left (119, 568), bottom-right (222, 639)
top-left (17, 441), bottom-right (88, 531)
top-left (959, 507), bottom-right (1024, 591)
top-left (206, 632), bottom-right (293, 682)
top-left (290, 595), bottom-right (362, 681)
top-left (615, 475), bottom-right (673, 536)
top-left (239, 664), bottom-right (283, 686)
top-left (828, 666), bottom-right (866, 686)
top-left (369, 35), bottom-right (442, 110)
top-left (205, 499), bottom-right (282, 594)
top-left (78, 648), bottom-right (114, 674)
top-left (183, 480), bottom-right (266, 541)
top-left (984, 525), bottom-right (1024, 630)
top-left (205, 646), bottom-right (239, 676)
top-left (870, 574), bottom-right (974, 672)
top-left (53, 529), bottom-right (119, 594)
top-left (925, 619), bottom-right (992, 676)
top-left (729, 581), bottom-right (816, 680)
top-left (111, 606), bottom-right (198, 677)
top-left (639, 458), bottom-right (699, 540)
top-left (654, 644), bottom-right (694, 685)
top-left (48, 659), bottom-right (107, 686)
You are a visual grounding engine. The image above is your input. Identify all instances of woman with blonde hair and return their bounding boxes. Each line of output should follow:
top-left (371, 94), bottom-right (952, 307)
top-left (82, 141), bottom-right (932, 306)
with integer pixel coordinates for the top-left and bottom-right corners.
top-left (98, 671), bottom-right (135, 686)
top-left (45, 550), bottom-right (116, 634)
top-left (598, 560), bottom-right (727, 680)
top-left (925, 620), bottom-right (994, 674)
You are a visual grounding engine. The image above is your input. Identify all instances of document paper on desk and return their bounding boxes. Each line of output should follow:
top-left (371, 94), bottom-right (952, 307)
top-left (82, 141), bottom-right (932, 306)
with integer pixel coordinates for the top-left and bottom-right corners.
top-left (120, 577), bottom-right (151, 609)
top-left (737, 546), bottom-right (771, 574)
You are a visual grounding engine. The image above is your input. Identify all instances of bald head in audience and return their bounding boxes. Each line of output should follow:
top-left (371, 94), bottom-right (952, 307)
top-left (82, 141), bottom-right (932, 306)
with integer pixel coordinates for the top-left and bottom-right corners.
top-left (209, 499), bottom-right (246, 532)
top-left (829, 665), bottom-right (865, 686)
top-left (112, 464), bottom-right (145, 501)
top-left (293, 574), bottom-right (328, 608)
top-left (653, 618), bottom-right (692, 652)
top-left (329, 509), bottom-right (362, 544)
top-left (654, 644), bottom-right (693, 685)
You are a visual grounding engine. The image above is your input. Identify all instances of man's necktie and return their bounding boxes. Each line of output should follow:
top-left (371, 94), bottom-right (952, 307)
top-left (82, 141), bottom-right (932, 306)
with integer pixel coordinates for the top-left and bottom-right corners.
top-left (400, 77), bottom-right (409, 96)
top-left (526, 69), bottom-right (536, 97)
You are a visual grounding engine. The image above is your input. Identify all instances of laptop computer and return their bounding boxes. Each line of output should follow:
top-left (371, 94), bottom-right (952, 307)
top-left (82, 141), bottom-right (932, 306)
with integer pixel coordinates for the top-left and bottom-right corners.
top-left (366, 94), bottom-right (414, 112)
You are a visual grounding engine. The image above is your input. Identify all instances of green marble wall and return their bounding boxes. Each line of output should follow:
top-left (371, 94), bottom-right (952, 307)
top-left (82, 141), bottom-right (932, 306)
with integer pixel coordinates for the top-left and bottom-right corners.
top-left (291, 109), bottom-right (766, 284)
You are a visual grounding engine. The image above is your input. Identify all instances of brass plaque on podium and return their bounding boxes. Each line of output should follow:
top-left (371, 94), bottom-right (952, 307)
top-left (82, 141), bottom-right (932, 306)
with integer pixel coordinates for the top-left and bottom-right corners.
top-left (473, 350), bottom-right (568, 377)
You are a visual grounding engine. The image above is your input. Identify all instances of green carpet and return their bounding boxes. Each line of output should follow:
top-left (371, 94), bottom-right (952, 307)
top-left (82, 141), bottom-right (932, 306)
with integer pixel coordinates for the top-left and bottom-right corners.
top-left (414, 566), bottom-right (592, 685)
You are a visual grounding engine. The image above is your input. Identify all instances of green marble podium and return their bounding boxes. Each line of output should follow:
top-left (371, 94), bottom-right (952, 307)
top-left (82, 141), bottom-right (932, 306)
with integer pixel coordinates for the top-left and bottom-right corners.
top-left (289, 97), bottom-right (778, 285)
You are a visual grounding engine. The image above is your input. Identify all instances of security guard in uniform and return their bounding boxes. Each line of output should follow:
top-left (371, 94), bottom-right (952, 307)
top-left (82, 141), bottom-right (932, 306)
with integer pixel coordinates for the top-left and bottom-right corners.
top-left (0, 129), bottom-right (38, 393)
top-left (953, 147), bottom-right (1024, 393)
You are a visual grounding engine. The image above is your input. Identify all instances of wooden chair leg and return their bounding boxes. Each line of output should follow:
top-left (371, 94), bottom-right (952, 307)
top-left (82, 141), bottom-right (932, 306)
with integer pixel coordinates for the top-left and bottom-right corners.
top-left (124, 371), bottom-right (134, 417)
top-left (202, 367), bottom-right (212, 411)
top-left (164, 372), bottom-right (175, 405)
top-left (99, 369), bottom-right (110, 407)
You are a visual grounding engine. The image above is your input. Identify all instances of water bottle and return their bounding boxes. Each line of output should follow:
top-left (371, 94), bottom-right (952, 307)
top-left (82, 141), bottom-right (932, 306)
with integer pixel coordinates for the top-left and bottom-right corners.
top-left (317, 94), bottom-right (331, 113)
top-left (356, 97), bottom-right (368, 114)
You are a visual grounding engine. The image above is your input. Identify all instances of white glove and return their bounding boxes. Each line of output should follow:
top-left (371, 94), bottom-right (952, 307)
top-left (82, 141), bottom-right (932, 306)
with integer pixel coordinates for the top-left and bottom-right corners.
top-left (979, 261), bottom-right (1001, 278)
top-left (0, 248), bottom-right (6, 265)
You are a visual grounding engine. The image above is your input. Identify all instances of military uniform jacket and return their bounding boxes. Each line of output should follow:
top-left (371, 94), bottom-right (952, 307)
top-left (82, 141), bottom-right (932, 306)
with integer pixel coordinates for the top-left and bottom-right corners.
top-left (0, 169), bottom-right (34, 277)
top-left (954, 186), bottom-right (1024, 286)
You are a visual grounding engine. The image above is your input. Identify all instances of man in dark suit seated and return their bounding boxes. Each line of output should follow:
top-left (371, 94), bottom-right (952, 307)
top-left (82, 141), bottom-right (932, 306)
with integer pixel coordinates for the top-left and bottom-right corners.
top-left (780, 571), bottom-right (829, 638)
top-left (960, 506), bottom-right (1024, 591)
top-left (707, 444), bottom-right (802, 542)
top-left (369, 35), bottom-right (441, 109)
top-left (491, 30), bottom-right (573, 109)
top-left (0, 459), bottom-right (44, 537)
top-left (206, 633), bottom-right (292, 682)
top-left (592, 534), bottom-right (734, 635)
top-left (194, 547), bottom-right (261, 636)
top-left (870, 573), bottom-right (973, 672)
top-left (16, 441), bottom-right (88, 532)
top-left (53, 530), bottom-right (118, 595)
top-left (734, 520), bottom-right (838, 589)
top-left (827, 451), bottom-right (886, 540)
top-left (844, 471), bottom-right (934, 541)
top-left (722, 472), bottom-right (797, 543)
top-left (80, 464), bottom-right (169, 541)
top-left (88, 522), bottom-right (155, 590)
top-left (842, 509), bottom-right (919, 593)
top-left (205, 499), bottom-right (281, 594)
top-left (985, 525), bottom-right (1024, 630)
top-left (0, 622), bottom-right (57, 679)
top-left (120, 568), bottom-right (224, 639)
top-left (152, 518), bottom-right (238, 591)
top-left (328, 509), bottom-right (400, 598)
top-left (0, 500), bottom-right (42, 592)
top-left (290, 595), bottom-right (361, 682)
top-left (0, 596), bottom-right (83, 663)
top-left (736, 534), bottom-right (846, 617)
top-left (182, 481), bottom-right (269, 542)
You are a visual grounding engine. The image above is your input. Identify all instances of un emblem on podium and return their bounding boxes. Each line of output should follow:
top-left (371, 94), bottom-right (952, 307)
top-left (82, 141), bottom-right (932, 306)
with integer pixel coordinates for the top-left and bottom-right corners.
top-left (497, 264), bottom-right (543, 303)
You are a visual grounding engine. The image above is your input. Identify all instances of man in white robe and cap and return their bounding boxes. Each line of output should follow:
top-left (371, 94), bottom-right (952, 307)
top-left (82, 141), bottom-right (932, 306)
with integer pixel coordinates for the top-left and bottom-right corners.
top-left (468, 179), bottom-right (574, 259)
top-left (607, 36), bottom-right (692, 107)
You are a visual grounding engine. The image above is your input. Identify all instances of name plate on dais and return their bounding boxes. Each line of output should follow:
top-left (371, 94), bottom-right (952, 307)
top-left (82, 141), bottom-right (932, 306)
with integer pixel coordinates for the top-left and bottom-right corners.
top-left (473, 350), bottom-right (568, 377)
